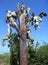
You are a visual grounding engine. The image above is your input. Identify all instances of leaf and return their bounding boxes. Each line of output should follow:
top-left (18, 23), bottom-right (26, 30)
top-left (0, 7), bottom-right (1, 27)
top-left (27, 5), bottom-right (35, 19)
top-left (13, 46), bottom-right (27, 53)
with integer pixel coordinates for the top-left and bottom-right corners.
top-left (2, 41), bottom-right (6, 46)
top-left (16, 3), bottom-right (21, 10)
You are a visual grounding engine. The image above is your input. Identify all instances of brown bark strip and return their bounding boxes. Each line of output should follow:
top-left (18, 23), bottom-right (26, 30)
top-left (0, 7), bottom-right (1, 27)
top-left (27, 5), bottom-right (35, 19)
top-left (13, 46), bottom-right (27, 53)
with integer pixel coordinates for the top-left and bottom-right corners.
top-left (19, 14), bottom-right (27, 65)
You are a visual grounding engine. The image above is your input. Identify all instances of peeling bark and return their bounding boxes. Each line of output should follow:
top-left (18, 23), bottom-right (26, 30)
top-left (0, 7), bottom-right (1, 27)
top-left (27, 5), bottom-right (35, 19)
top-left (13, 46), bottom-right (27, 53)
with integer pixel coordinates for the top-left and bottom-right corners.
top-left (19, 14), bottom-right (27, 65)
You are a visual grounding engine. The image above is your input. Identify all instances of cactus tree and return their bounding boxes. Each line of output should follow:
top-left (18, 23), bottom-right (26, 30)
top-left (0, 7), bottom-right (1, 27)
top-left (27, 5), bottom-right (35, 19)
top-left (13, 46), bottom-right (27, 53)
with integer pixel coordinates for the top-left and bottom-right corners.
top-left (2, 2), bottom-right (47, 65)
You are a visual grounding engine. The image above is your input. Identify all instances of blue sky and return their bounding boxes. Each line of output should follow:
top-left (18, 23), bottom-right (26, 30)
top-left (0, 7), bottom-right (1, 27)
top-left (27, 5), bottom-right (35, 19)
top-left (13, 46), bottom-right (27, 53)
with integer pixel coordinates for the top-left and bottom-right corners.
top-left (0, 0), bottom-right (48, 54)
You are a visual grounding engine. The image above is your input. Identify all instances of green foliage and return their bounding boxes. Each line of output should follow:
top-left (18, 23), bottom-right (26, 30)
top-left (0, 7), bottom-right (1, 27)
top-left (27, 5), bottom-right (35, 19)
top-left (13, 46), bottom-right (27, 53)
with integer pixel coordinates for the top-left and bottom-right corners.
top-left (8, 33), bottom-right (48, 65)
top-left (0, 53), bottom-right (10, 65)
top-left (8, 33), bottom-right (37, 65)
top-left (1, 39), bottom-right (48, 65)
top-left (8, 33), bottom-right (20, 65)
top-left (36, 45), bottom-right (48, 65)
top-left (28, 46), bottom-right (36, 65)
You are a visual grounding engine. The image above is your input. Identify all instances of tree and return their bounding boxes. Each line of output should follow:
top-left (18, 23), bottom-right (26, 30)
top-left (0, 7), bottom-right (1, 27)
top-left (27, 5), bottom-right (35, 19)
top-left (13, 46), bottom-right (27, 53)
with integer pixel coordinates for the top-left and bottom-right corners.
top-left (2, 1), bottom-right (47, 65)
top-left (36, 44), bottom-right (48, 65)
top-left (8, 33), bottom-right (36, 65)
top-left (4, 33), bottom-right (48, 65)
top-left (8, 33), bottom-right (20, 65)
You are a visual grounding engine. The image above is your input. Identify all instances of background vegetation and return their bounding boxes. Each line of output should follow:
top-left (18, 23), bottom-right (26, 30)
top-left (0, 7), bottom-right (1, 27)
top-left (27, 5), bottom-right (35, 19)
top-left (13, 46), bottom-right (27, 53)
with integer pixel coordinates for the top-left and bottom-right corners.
top-left (0, 33), bottom-right (48, 65)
